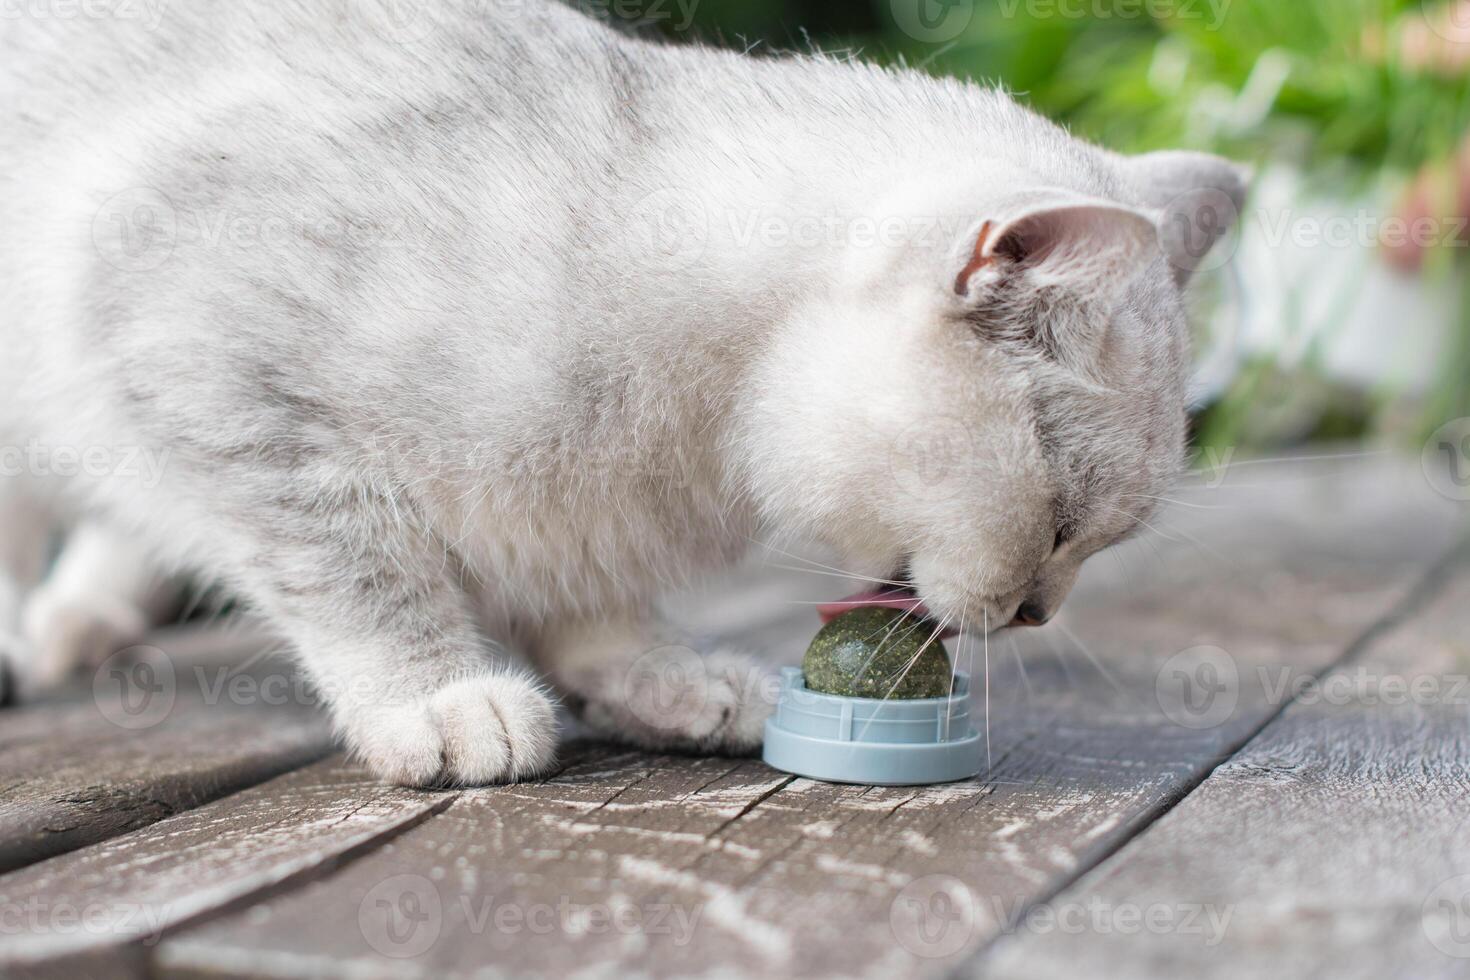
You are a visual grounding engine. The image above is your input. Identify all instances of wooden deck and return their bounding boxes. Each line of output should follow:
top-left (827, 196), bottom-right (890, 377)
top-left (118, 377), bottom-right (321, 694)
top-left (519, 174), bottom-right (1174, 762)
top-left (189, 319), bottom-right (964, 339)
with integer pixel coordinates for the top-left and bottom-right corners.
top-left (1, 452), bottom-right (1466, 979)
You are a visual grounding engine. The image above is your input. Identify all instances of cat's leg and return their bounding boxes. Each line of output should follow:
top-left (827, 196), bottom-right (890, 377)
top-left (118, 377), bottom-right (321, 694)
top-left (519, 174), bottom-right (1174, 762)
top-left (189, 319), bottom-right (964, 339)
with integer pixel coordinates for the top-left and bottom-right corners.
top-left (218, 487), bottom-right (558, 787)
top-left (20, 522), bottom-right (177, 692)
top-left (529, 615), bottom-right (773, 754)
top-left (0, 482), bottom-right (55, 703)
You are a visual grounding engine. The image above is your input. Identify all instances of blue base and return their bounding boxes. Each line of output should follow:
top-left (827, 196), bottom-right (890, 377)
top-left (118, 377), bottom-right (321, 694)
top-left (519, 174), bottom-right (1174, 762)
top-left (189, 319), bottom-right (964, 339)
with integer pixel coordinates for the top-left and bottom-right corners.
top-left (763, 722), bottom-right (982, 785)
top-left (761, 667), bottom-right (981, 786)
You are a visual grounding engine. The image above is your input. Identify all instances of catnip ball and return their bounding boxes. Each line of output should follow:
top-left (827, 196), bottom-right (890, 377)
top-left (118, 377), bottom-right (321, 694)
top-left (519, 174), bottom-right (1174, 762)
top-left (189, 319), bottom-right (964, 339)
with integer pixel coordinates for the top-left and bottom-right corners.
top-left (802, 607), bottom-right (952, 700)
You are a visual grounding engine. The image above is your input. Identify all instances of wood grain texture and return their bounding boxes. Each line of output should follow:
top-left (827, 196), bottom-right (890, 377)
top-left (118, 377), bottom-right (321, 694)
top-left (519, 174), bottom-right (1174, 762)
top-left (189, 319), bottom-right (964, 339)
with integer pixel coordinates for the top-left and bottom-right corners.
top-left (0, 623), bottom-right (279, 753)
top-left (0, 623), bottom-right (332, 873)
top-left (154, 746), bottom-right (794, 978)
top-left (150, 457), bottom-right (1460, 978)
top-left (0, 757), bottom-right (454, 978)
top-left (978, 541), bottom-right (1470, 980)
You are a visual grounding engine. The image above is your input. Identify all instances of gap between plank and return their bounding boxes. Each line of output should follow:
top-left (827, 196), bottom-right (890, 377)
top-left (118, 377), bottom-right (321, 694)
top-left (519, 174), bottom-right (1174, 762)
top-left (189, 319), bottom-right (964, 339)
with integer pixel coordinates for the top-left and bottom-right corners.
top-left (136, 789), bottom-right (462, 979)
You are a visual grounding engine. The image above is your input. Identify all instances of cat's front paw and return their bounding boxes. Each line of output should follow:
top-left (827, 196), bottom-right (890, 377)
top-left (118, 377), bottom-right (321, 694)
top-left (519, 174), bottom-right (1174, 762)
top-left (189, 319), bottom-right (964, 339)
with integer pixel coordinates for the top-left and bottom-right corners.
top-left (344, 672), bottom-right (559, 788)
top-left (575, 647), bottom-right (775, 755)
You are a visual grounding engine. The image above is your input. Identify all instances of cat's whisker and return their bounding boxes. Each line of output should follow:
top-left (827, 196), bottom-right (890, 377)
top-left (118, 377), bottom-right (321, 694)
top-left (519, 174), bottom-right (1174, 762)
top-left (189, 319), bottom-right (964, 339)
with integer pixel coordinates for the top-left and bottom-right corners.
top-left (878, 613), bottom-right (950, 700)
top-left (857, 615), bottom-right (941, 696)
top-left (1113, 500), bottom-right (1239, 572)
top-left (762, 564), bottom-right (907, 588)
top-left (1139, 532), bottom-right (1168, 567)
top-left (1106, 504), bottom-right (1186, 545)
top-left (1119, 493), bottom-right (1228, 511)
top-left (983, 607), bottom-right (991, 774)
top-left (746, 539), bottom-right (906, 589)
top-left (1050, 619), bottom-right (1132, 699)
top-left (1165, 475), bottom-right (1316, 493)
top-left (1152, 516), bottom-right (1241, 572)
top-left (1178, 449), bottom-right (1389, 480)
top-left (749, 539), bottom-right (898, 586)
top-left (846, 613), bottom-right (951, 746)
top-left (851, 613), bottom-right (930, 683)
top-left (1035, 625), bottom-right (1075, 689)
top-left (949, 604), bottom-right (965, 701)
top-left (1007, 634), bottom-right (1034, 702)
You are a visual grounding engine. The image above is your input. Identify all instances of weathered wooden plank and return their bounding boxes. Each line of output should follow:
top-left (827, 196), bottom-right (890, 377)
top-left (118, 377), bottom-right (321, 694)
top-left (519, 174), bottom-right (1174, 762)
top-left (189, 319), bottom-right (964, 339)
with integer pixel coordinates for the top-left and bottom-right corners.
top-left (152, 456), bottom-right (1459, 978)
top-left (0, 623), bottom-right (278, 752)
top-left (976, 540), bottom-right (1470, 980)
top-left (0, 757), bottom-right (458, 978)
top-left (0, 623), bottom-right (332, 873)
top-left (153, 747), bottom-right (793, 978)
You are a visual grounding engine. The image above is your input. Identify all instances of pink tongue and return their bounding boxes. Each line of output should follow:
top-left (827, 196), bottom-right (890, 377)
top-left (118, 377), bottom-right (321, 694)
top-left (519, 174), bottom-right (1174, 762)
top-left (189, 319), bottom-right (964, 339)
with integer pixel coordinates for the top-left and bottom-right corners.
top-left (817, 589), bottom-right (960, 639)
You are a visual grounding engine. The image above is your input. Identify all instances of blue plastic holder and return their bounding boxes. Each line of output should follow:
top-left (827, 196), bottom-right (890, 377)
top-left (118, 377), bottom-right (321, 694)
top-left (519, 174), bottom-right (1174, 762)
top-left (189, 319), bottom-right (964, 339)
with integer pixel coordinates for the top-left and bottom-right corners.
top-left (762, 667), bottom-right (981, 786)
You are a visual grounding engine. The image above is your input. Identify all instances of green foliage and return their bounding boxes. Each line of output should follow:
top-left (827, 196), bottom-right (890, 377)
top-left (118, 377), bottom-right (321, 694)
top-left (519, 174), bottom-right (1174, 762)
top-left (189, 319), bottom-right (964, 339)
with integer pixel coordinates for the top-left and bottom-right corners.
top-left (649, 0), bottom-right (1470, 173)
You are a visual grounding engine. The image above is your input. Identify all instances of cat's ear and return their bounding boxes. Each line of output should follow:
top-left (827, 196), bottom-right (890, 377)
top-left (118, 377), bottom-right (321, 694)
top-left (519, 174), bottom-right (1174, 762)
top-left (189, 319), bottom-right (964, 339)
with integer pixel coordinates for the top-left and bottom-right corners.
top-left (953, 193), bottom-right (1158, 303)
top-left (1122, 151), bottom-right (1250, 287)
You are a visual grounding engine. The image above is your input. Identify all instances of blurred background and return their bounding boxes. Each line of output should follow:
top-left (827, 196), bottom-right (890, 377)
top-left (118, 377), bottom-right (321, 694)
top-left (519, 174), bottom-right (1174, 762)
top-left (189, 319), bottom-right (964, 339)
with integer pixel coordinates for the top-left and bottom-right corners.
top-left (608, 0), bottom-right (1470, 459)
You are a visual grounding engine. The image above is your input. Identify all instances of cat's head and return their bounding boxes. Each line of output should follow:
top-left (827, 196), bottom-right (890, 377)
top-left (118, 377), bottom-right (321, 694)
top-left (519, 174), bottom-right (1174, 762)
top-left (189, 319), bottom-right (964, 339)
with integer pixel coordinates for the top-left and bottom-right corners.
top-left (741, 151), bottom-right (1246, 631)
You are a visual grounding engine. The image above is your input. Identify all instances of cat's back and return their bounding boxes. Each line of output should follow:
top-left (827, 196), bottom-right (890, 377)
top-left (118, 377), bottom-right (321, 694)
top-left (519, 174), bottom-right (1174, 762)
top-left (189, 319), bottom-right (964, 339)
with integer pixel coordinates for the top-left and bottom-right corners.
top-left (0, 0), bottom-right (652, 462)
top-left (0, 1), bottom-right (628, 386)
top-left (1, 1), bottom-right (626, 176)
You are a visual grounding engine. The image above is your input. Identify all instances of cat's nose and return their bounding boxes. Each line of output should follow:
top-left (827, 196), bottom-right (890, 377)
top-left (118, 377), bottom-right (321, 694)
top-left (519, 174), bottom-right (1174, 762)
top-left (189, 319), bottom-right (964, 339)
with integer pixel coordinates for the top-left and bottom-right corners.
top-left (1010, 600), bottom-right (1050, 628)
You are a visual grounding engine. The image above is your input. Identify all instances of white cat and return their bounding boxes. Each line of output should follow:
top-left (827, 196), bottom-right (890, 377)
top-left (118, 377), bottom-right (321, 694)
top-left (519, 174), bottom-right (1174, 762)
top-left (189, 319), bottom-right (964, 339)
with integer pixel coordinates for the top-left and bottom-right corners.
top-left (0, 0), bottom-right (1244, 785)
